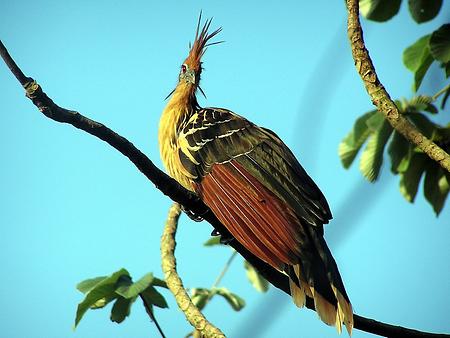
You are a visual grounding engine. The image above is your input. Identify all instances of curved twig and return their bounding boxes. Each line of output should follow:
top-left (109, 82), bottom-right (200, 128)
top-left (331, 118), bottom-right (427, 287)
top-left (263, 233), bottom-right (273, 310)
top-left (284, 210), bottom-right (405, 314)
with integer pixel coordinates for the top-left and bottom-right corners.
top-left (211, 251), bottom-right (238, 289)
top-left (161, 203), bottom-right (225, 338)
top-left (1, 39), bottom-right (448, 338)
top-left (346, 0), bottom-right (450, 173)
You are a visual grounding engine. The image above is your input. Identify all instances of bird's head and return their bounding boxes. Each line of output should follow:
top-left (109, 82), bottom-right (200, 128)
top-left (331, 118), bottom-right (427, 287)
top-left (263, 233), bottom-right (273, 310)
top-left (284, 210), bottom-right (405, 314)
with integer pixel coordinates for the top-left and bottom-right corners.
top-left (177, 14), bottom-right (222, 93)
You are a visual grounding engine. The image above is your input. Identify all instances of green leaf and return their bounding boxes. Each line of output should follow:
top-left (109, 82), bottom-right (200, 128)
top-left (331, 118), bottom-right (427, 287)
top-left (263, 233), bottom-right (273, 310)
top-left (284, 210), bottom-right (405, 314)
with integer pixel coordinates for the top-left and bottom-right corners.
top-left (203, 236), bottom-right (222, 247)
top-left (190, 287), bottom-right (245, 312)
top-left (74, 268), bottom-right (130, 328)
top-left (404, 35), bottom-right (431, 71)
top-left (116, 273), bottom-right (154, 299)
top-left (397, 152), bottom-right (412, 173)
top-left (430, 24), bottom-right (450, 63)
top-left (151, 277), bottom-right (168, 289)
top-left (424, 103), bottom-right (438, 115)
top-left (360, 0), bottom-right (401, 22)
top-left (445, 62), bottom-right (450, 78)
top-left (404, 95), bottom-right (438, 114)
top-left (424, 165), bottom-right (449, 215)
top-left (141, 286), bottom-right (168, 308)
top-left (403, 35), bottom-right (434, 91)
top-left (76, 276), bottom-right (107, 294)
top-left (388, 131), bottom-right (411, 174)
top-left (90, 294), bottom-right (117, 309)
top-left (399, 152), bottom-right (428, 202)
top-left (365, 110), bottom-right (385, 131)
top-left (414, 54), bottom-right (434, 92)
top-left (408, 0), bottom-right (443, 23)
top-left (359, 118), bottom-right (393, 182)
top-left (339, 110), bottom-right (377, 168)
top-left (244, 261), bottom-right (269, 293)
top-left (213, 287), bottom-right (246, 311)
top-left (110, 296), bottom-right (135, 323)
top-left (190, 288), bottom-right (210, 311)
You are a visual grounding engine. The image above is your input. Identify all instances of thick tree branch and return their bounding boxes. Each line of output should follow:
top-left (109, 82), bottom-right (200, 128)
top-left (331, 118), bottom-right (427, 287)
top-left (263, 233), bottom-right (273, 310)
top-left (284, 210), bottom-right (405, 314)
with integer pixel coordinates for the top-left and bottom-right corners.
top-left (346, 0), bottom-right (450, 173)
top-left (1, 40), bottom-right (448, 337)
top-left (161, 203), bottom-right (225, 338)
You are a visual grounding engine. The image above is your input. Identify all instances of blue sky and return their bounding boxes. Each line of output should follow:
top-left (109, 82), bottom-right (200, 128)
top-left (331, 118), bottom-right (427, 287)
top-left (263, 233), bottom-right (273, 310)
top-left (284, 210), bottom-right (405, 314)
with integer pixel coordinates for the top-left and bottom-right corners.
top-left (1, 1), bottom-right (449, 337)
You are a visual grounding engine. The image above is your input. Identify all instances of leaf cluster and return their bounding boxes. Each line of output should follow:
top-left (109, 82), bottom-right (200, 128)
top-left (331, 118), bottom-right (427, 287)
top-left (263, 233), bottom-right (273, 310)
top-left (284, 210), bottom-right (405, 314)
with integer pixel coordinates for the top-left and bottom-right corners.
top-left (74, 269), bottom-right (168, 328)
top-left (339, 96), bottom-right (450, 215)
top-left (190, 287), bottom-right (245, 312)
top-left (340, 0), bottom-right (450, 215)
top-left (404, 25), bottom-right (450, 94)
top-left (74, 236), bottom-right (270, 334)
top-left (361, 1), bottom-right (450, 96)
top-left (360, 0), bottom-right (443, 24)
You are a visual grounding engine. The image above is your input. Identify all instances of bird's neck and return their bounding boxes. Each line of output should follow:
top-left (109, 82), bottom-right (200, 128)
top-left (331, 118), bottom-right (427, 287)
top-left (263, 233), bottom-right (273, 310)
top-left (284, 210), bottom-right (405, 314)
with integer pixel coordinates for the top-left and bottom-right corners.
top-left (159, 82), bottom-right (198, 167)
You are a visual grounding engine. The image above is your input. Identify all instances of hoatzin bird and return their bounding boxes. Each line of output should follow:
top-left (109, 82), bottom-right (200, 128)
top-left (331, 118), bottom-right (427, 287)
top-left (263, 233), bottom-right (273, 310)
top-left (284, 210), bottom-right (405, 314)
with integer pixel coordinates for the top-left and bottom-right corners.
top-left (159, 17), bottom-right (353, 334)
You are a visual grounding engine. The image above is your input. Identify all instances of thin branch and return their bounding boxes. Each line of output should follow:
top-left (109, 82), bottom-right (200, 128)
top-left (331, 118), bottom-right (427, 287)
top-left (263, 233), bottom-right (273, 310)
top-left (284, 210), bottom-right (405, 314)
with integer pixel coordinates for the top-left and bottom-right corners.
top-left (346, 0), bottom-right (450, 173)
top-left (161, 203), bottom-right (225, 338)
top-left (199, 250), bottom-right (238, 318)
top-left (191, 247), bottom-right (237, 337)
top-left (432, 83), bottom-right (450, 101)
top-left (139, 294), bottom-right (167, 338)
top-left (0, 40), bottom-right (29, 85)
top-left (1, 39), bottom-right (448, 338)
top-left (212, 251), bottom-right (238, 288)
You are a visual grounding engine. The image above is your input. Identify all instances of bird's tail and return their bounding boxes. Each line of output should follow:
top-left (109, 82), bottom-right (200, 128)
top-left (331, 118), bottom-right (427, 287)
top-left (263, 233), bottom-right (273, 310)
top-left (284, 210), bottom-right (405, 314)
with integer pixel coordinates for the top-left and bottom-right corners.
top-left (288, 228), bottom-right (353, 335)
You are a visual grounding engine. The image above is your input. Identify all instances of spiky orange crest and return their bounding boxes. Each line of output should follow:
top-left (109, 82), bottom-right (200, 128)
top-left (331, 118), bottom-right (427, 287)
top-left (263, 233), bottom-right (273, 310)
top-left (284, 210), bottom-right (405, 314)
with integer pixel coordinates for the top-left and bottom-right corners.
top-left (184, 14), bottom-right (222, 74)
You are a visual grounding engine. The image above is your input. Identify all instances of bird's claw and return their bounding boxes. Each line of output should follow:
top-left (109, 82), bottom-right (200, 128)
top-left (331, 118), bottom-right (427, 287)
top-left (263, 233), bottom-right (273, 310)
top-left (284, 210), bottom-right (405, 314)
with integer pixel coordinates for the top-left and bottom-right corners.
top-left (181, 205), bottom-right (206, 222)
top-left (210, 229), bottom-right (234, 245)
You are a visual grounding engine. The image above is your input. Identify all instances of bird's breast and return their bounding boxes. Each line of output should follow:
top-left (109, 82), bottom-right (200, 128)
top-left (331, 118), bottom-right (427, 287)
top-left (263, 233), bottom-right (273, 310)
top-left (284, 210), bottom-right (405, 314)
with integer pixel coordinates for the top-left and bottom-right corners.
top-left (158, 106), bottom-right (197, 192)
top-left (160, 142), bottom-right (197, 192)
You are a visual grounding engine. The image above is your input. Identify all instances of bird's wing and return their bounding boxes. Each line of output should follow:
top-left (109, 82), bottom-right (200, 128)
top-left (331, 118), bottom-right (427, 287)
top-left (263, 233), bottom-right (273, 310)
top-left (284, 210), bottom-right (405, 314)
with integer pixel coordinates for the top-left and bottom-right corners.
top-left (177, 108), bottom-right (331, 267)
top-left (178, 108), bottom-right (332, 225)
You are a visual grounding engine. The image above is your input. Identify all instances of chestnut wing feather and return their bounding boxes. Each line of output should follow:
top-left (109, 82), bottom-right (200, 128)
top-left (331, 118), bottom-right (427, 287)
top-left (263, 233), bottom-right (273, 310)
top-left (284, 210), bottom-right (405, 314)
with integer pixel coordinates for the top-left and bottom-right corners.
top-left (197, 160), bottom-right (303, 269)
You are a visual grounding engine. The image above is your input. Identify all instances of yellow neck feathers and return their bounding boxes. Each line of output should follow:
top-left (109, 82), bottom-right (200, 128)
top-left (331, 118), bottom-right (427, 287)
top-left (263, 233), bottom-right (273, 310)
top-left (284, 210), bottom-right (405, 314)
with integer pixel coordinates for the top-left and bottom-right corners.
top-left (158, 82), bottom-right (197, 190)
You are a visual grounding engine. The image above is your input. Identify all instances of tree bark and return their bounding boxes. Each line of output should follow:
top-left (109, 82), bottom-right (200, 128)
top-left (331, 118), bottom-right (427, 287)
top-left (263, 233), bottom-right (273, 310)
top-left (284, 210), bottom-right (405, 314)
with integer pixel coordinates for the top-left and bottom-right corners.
top-left (161, 203), bottom-right (225, 338)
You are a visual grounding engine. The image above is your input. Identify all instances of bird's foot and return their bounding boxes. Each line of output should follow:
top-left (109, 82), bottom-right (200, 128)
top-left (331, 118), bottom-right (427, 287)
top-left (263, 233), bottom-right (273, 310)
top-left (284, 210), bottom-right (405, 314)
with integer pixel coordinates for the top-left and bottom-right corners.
top-left (210, 229), bottom-right (234, 245)
top-left (181, 205), bottom-right (206, 222)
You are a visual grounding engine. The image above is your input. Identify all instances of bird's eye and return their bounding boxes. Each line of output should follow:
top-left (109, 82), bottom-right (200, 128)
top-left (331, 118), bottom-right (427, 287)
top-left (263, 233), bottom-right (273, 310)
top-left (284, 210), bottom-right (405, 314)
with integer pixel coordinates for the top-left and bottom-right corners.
top-left (181, 64), bottom-right (187, 73)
